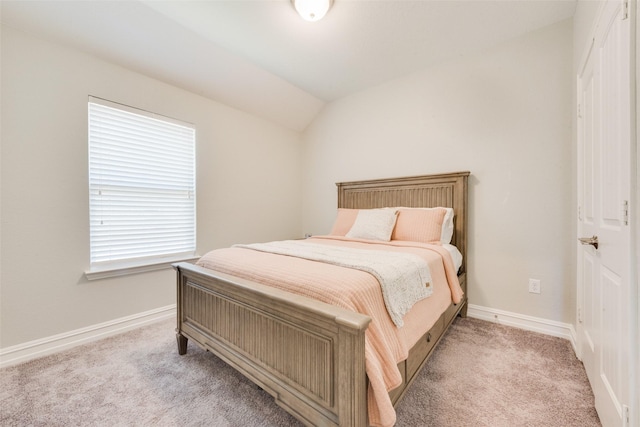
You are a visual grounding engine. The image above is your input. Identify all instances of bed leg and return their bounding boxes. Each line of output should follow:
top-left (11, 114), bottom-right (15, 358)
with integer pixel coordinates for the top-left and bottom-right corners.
top-left (176, 332), bottom-right (188, 355)
top-left (459, 302), bottom-right (468, 318)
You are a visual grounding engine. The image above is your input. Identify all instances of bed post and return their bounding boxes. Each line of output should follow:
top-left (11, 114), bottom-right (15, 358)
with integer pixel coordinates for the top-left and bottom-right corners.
top-left (337, 318), bottom-right (369, 426)
top-left (174, 263), bottom-right (188, 355)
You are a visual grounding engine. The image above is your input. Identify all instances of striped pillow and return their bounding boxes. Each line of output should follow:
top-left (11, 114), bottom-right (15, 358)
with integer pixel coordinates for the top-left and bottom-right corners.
top-left (391, 207), bottom-right (448, 243)
top-left (329, 208), bottom-right (360, 236)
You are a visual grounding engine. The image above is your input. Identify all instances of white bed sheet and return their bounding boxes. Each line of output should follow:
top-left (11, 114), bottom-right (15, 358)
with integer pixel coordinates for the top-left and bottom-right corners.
top-left (443, 243), bottom-right (463, 272)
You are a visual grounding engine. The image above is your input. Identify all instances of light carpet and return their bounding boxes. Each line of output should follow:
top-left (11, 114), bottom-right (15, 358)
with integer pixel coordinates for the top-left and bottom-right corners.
top-left (0, 317), bottom-right (600, 426)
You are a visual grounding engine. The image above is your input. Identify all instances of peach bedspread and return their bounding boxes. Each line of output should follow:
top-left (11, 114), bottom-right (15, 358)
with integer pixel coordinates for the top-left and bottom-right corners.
top-left (196, 236), bottom-right (463, 427)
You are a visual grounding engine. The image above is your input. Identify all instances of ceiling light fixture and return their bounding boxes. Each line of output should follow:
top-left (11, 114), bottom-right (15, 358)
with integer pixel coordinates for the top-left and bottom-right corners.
top-left (292, 0), bottom-right (333, 22)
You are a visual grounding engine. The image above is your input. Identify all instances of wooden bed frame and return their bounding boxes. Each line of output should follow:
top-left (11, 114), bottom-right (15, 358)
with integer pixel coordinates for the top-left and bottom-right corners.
top-left (174, 171), bottom-right (469, 426)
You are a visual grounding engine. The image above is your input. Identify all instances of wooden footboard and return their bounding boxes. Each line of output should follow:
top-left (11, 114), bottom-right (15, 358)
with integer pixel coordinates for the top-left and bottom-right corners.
top-left (174, 262), bottom-right (371, 427)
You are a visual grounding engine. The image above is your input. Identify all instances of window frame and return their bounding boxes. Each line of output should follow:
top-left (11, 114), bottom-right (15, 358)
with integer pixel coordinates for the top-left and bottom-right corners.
top-left (85, 96), bottom-right (198, 280)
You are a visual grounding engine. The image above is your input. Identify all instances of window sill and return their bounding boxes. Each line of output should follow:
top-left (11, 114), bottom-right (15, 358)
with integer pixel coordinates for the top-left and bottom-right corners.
top-left (85, 254), bottom-right (200, 281)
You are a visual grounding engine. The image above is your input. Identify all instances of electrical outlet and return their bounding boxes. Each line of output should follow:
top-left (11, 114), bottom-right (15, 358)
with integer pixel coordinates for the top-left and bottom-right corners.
top-left (529, 279), bottom-right (541, 294)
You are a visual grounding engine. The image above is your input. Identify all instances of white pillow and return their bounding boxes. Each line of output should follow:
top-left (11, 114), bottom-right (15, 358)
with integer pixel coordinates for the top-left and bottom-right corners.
top-left (345, 209), bottom-right (398, 241)
top-left (441, 208), bottom-right (455, 244)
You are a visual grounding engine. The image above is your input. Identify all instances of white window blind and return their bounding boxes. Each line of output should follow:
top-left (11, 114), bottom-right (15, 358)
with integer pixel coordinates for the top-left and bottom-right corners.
top-left (88, 98), bottom-right (196, 267)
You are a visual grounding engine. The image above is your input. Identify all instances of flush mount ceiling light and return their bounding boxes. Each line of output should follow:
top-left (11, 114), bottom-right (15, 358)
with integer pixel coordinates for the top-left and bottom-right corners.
top-left (292, 0), bottom-right (333, 22)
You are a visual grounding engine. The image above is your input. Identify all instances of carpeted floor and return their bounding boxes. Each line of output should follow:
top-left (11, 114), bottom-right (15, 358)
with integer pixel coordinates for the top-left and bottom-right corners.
top-left (0, 317), bottom-right (600, 426)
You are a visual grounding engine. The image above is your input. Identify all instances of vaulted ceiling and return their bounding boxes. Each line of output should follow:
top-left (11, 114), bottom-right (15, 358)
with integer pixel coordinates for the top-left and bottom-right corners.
top-left (1, 1), bottom-right (576, 131)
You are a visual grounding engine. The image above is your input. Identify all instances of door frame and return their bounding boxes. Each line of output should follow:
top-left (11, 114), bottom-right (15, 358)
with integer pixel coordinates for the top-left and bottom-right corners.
top-left (575, 0), bottom-right (638, 426)
top-left (635, 0), bottom-right (639, 421)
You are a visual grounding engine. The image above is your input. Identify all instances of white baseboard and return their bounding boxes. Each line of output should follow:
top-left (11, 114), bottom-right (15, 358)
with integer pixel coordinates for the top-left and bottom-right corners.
top-left (1, 303), bottom-right (579, 368)
top-left (0, 305), bottom-right (176, 368)
top-left (467, 304), bottom-right (579, 356)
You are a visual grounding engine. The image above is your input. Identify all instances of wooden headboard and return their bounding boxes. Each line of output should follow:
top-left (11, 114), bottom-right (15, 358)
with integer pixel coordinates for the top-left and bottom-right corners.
top-left (336, 171), bottom-right (470, 274)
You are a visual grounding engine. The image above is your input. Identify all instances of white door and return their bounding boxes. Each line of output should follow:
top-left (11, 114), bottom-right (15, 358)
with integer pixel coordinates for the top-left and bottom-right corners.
top-left (577, 1), bottom-right (633, 426)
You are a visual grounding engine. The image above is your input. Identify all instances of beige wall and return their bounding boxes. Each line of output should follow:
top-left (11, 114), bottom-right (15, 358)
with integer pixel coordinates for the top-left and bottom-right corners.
top-left (0, 25), bottom-right (303, 347)
top-left (301, 20), bottom-right (575, 323)
top-left (1, 15), bottom-right (586, 350)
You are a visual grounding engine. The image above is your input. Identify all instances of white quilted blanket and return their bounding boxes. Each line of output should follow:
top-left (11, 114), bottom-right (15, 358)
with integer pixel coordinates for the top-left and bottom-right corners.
top-left (234, 240), bottom-right (432, 327)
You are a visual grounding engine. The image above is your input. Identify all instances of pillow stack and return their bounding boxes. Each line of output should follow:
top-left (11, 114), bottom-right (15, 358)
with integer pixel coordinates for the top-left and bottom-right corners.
top-left (329, 207), bottom-right (454, 244)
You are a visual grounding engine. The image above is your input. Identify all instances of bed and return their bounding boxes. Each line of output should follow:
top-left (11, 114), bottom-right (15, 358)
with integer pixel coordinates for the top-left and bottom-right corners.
top-left (174, 171), bottom-right (469, 426)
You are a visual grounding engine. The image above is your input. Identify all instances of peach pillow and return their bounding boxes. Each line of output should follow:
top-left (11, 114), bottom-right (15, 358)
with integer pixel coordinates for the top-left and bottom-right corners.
top-left (391, 207), bottom-right (448, 243)
top-left (329, 208), bottom-right (360, 236)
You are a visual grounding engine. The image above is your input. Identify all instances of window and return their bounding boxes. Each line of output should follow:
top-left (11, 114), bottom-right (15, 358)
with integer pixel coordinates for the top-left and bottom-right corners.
top-left (86, 97), bottom-right (196, 279)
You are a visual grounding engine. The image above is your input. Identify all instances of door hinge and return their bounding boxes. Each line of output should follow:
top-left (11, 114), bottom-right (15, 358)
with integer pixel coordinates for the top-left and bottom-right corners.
top-left (623, 200), bottom-right (629, 225)
top-left (577, 103), bottom-right (582, 118)
top-left (623, 404), bottom-right (630, 426)
top-left (578, 307), bottom-right (582, 323)
top-left (623, 0), bottom-right (629, 20)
